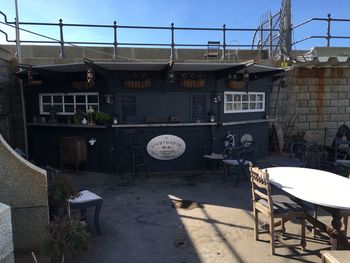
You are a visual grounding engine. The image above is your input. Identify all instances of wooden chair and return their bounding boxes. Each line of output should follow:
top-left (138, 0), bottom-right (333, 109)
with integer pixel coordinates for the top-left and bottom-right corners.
top-left (204, 41), bottom-right (220, 59)
top-left (250, 165), bottom-right (308, 255)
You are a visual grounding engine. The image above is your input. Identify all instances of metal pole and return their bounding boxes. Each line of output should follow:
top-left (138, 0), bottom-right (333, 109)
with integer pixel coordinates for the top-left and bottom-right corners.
top-left (113, 21), bottom-right (117, 59)
top-left (14, 0), bottom-right (28, 155)
top-left (260, 25), bottom-right (263, 50)
top-left (326, 13), bottom-right (331, 47)
top-left (269, 13), bottom-right (273, 59)
top-left (222, 24), bottom-right (226, 60)
top-left (59, 18), bottom-right (65, 58)
top-left (170, 23), bottom-right (175, 61)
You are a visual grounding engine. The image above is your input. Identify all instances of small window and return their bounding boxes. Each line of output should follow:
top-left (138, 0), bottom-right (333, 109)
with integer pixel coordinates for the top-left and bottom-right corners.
top-left (39, 92), bottom-right (99, 115)
top-left (224, 91), bottom-right (265, 113)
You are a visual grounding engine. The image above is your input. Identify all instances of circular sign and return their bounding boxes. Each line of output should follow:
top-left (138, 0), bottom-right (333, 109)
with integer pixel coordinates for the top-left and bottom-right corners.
top-left (240, 133), bottom-right (253, 146)
top-left (147, 134), bottom-right (186, 160)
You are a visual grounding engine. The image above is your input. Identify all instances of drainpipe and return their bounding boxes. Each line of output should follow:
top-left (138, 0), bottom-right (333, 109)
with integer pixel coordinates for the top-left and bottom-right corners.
top-left (15, 0), bottom-right (28, 154)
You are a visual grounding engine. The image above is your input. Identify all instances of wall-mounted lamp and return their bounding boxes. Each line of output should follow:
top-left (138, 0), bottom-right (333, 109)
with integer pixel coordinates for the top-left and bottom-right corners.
top-left (86, 66), bottom-right (95, 87)
top-left (104, 94), bottom-right (114, 104)
top-left (167, 69), bottom-right (175, 82)
top-left (213, 94), bottom-right (221, 103)
top-left (280, 75), bottom-right (286, 88)
top-left (243, 70), bottom-right (250, 81)
top-left (88, 138), bottom-right (97, 146)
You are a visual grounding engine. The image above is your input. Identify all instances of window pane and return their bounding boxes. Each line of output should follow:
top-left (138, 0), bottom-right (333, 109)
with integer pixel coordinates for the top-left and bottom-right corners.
top-left (234, 94), bottom-right (241, 101)
top-left (65, 105), bottom-right (74, 113)
top-left (250, 94), bottom-right (256, 101)
top-left (242, 103), bottom-right (248, 110)
top-left (43, 105), bottom-right (52, 113)
top-left (42, 96), bottom-right (51, 103)
top-left (257, 94), bottom-right (263, 102)
top-left (257, 102), bottom-right (263, 109)
top-left (250, 102), bottom-right (256, 109)
top-left (226, 94), bottom-right (233, 102)
top-left (225, 103), bottom-right (233, 111)
top-left (53, 96), bottom-right (62, 103)
top-left (53, 105), bottom-right (63, 112)
top-left (64, 95), bottom-right (74, 103)
top-left (233, 103), bottom-right (241, 110)
top-left (88, 95), bottom-right (98, 103)
top-left (242, 94), bottom-right (248, 101)
top-left (76, 105), bottom-right (86, 112)
top-left (76, 95), bottom-right (86, 103)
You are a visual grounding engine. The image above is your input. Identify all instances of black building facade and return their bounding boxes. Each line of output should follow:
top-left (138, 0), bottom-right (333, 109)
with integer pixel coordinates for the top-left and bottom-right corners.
top-left (20, 61), bottom-right (283, 174)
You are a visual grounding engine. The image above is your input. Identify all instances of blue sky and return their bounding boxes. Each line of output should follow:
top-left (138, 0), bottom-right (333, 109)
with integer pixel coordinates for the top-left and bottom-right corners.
top-left (1, 0), bottom-right (350, 50)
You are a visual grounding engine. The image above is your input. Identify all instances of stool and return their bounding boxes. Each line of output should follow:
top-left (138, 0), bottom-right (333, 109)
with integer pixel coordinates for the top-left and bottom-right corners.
top-left (68, 190), bottom-right (103, 234)
top-left (131, 145), bottom-right (148, 179)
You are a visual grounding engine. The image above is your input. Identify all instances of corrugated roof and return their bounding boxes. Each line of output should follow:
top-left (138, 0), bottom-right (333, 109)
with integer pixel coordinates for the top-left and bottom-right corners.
top-left (295, 47), bottom-right (350, 67)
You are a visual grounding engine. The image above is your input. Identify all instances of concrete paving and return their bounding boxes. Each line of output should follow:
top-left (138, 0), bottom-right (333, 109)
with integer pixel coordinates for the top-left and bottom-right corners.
top-left (51, 169), bottom-right (337, 263)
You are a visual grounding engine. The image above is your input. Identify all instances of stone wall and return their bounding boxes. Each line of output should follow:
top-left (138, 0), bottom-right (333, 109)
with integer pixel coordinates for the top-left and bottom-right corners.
top-left (0, 47), bottom-right (24, 149)
top-left (0, 203), bottom-right (14, 263)
top-left (0, 135), bottom-right (48, 251)
top-left (270, 67), bottom-right (350, 146)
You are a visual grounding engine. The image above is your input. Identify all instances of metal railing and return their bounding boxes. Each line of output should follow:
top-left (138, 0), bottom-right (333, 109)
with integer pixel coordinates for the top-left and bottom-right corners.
top-left (1, 11), bottom-right (350, 61)
top-left (291, 14), bottom-right (350, 48)
top-left (0, 11), bottom-right (279, 60)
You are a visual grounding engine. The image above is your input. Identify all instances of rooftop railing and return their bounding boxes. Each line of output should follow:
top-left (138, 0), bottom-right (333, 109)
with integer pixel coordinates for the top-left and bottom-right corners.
top-left (1, 11), bottom-right (350, 60)
top-left (0, 11), bottom-right (279, 60)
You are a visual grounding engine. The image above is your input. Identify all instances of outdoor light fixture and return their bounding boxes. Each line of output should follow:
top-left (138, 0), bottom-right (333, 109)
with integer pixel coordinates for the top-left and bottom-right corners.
top-left (18, 64), bottom-right (43, 86)
top-left (84, 58), bottom-right (95, 88)
top-left (243, 70), bottom-right (250, 81)
top-left (213, 94), bottom-right (221, 103)
top-left (104, 94), bottom-right (114, 104)
top-left (86, 66), bottom-right (95, 87)
top-left (27, 68), bottom-right (33, 81)
top-left (280, 75), bottom-right (286, 88)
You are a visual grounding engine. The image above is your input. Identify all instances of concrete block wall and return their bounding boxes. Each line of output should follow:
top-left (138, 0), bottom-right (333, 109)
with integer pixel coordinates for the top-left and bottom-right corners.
top-left (0, 203), bottom-right (14, 263)
top-left (270, 67), bottom-right (350, 146)
top-left (0, 135), bottom-right (48, 251)
top-left (0, 47), bottom-right (24, 149)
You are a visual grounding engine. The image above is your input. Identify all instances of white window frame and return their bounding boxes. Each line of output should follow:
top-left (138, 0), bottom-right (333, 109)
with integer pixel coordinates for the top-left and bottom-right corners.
top-left (39, 92), bottom-right (99, 115)
top-left (224, 91), bottom-right (265, 113)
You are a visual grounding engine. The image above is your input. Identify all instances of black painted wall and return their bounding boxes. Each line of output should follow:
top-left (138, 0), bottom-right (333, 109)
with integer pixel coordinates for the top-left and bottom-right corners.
top-left (25, 69), bottom-right (272, 173)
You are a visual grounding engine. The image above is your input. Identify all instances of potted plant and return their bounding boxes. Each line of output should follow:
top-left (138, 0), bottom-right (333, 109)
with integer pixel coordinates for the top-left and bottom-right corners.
top-left (94, 111), bottom-right (113, 126)
top-left (43, 216), bottom-right (89, 263)
top-left (48, 175), bottom-right (80, 219)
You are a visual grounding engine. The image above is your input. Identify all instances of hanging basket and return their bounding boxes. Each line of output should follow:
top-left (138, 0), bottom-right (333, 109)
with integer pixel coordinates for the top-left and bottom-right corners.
top-left (123, 79), bottom-right (151, 89)
top-left (180, 79), bottom-right (205, 89)
top-left (226, 80), bottom-right (246, 90)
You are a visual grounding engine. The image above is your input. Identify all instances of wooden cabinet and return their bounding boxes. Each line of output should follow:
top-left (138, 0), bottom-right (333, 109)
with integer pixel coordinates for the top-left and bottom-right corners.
top-left (60, 136), bottom-right (87, 172)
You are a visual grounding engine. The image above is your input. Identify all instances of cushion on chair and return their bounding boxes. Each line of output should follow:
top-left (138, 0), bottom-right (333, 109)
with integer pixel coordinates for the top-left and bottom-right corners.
top-left (204, 153), bottom-right (224, 160)
top-left (258, 194), bottom-right (310, 214)
top-left (335, 159), bottom-right (350, 167)
top-left (69, 190), bottom-right (102, 204)
top-left (222, 159), bottom-right (252, 166)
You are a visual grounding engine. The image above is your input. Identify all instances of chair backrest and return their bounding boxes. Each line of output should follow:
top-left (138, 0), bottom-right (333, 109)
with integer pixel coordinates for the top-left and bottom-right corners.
top-left (205, 41), bottom-right (220, 58)
top-left (334, 137), bottom-right (350, 161)
top-left (250, 165), bottom-right (273, 216)
top-left (239, 141), bottom-right (257, 161)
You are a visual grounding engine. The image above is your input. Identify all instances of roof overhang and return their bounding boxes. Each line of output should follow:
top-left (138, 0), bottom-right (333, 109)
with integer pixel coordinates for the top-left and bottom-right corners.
top-left (16, 60), bottom-right (284, 80)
